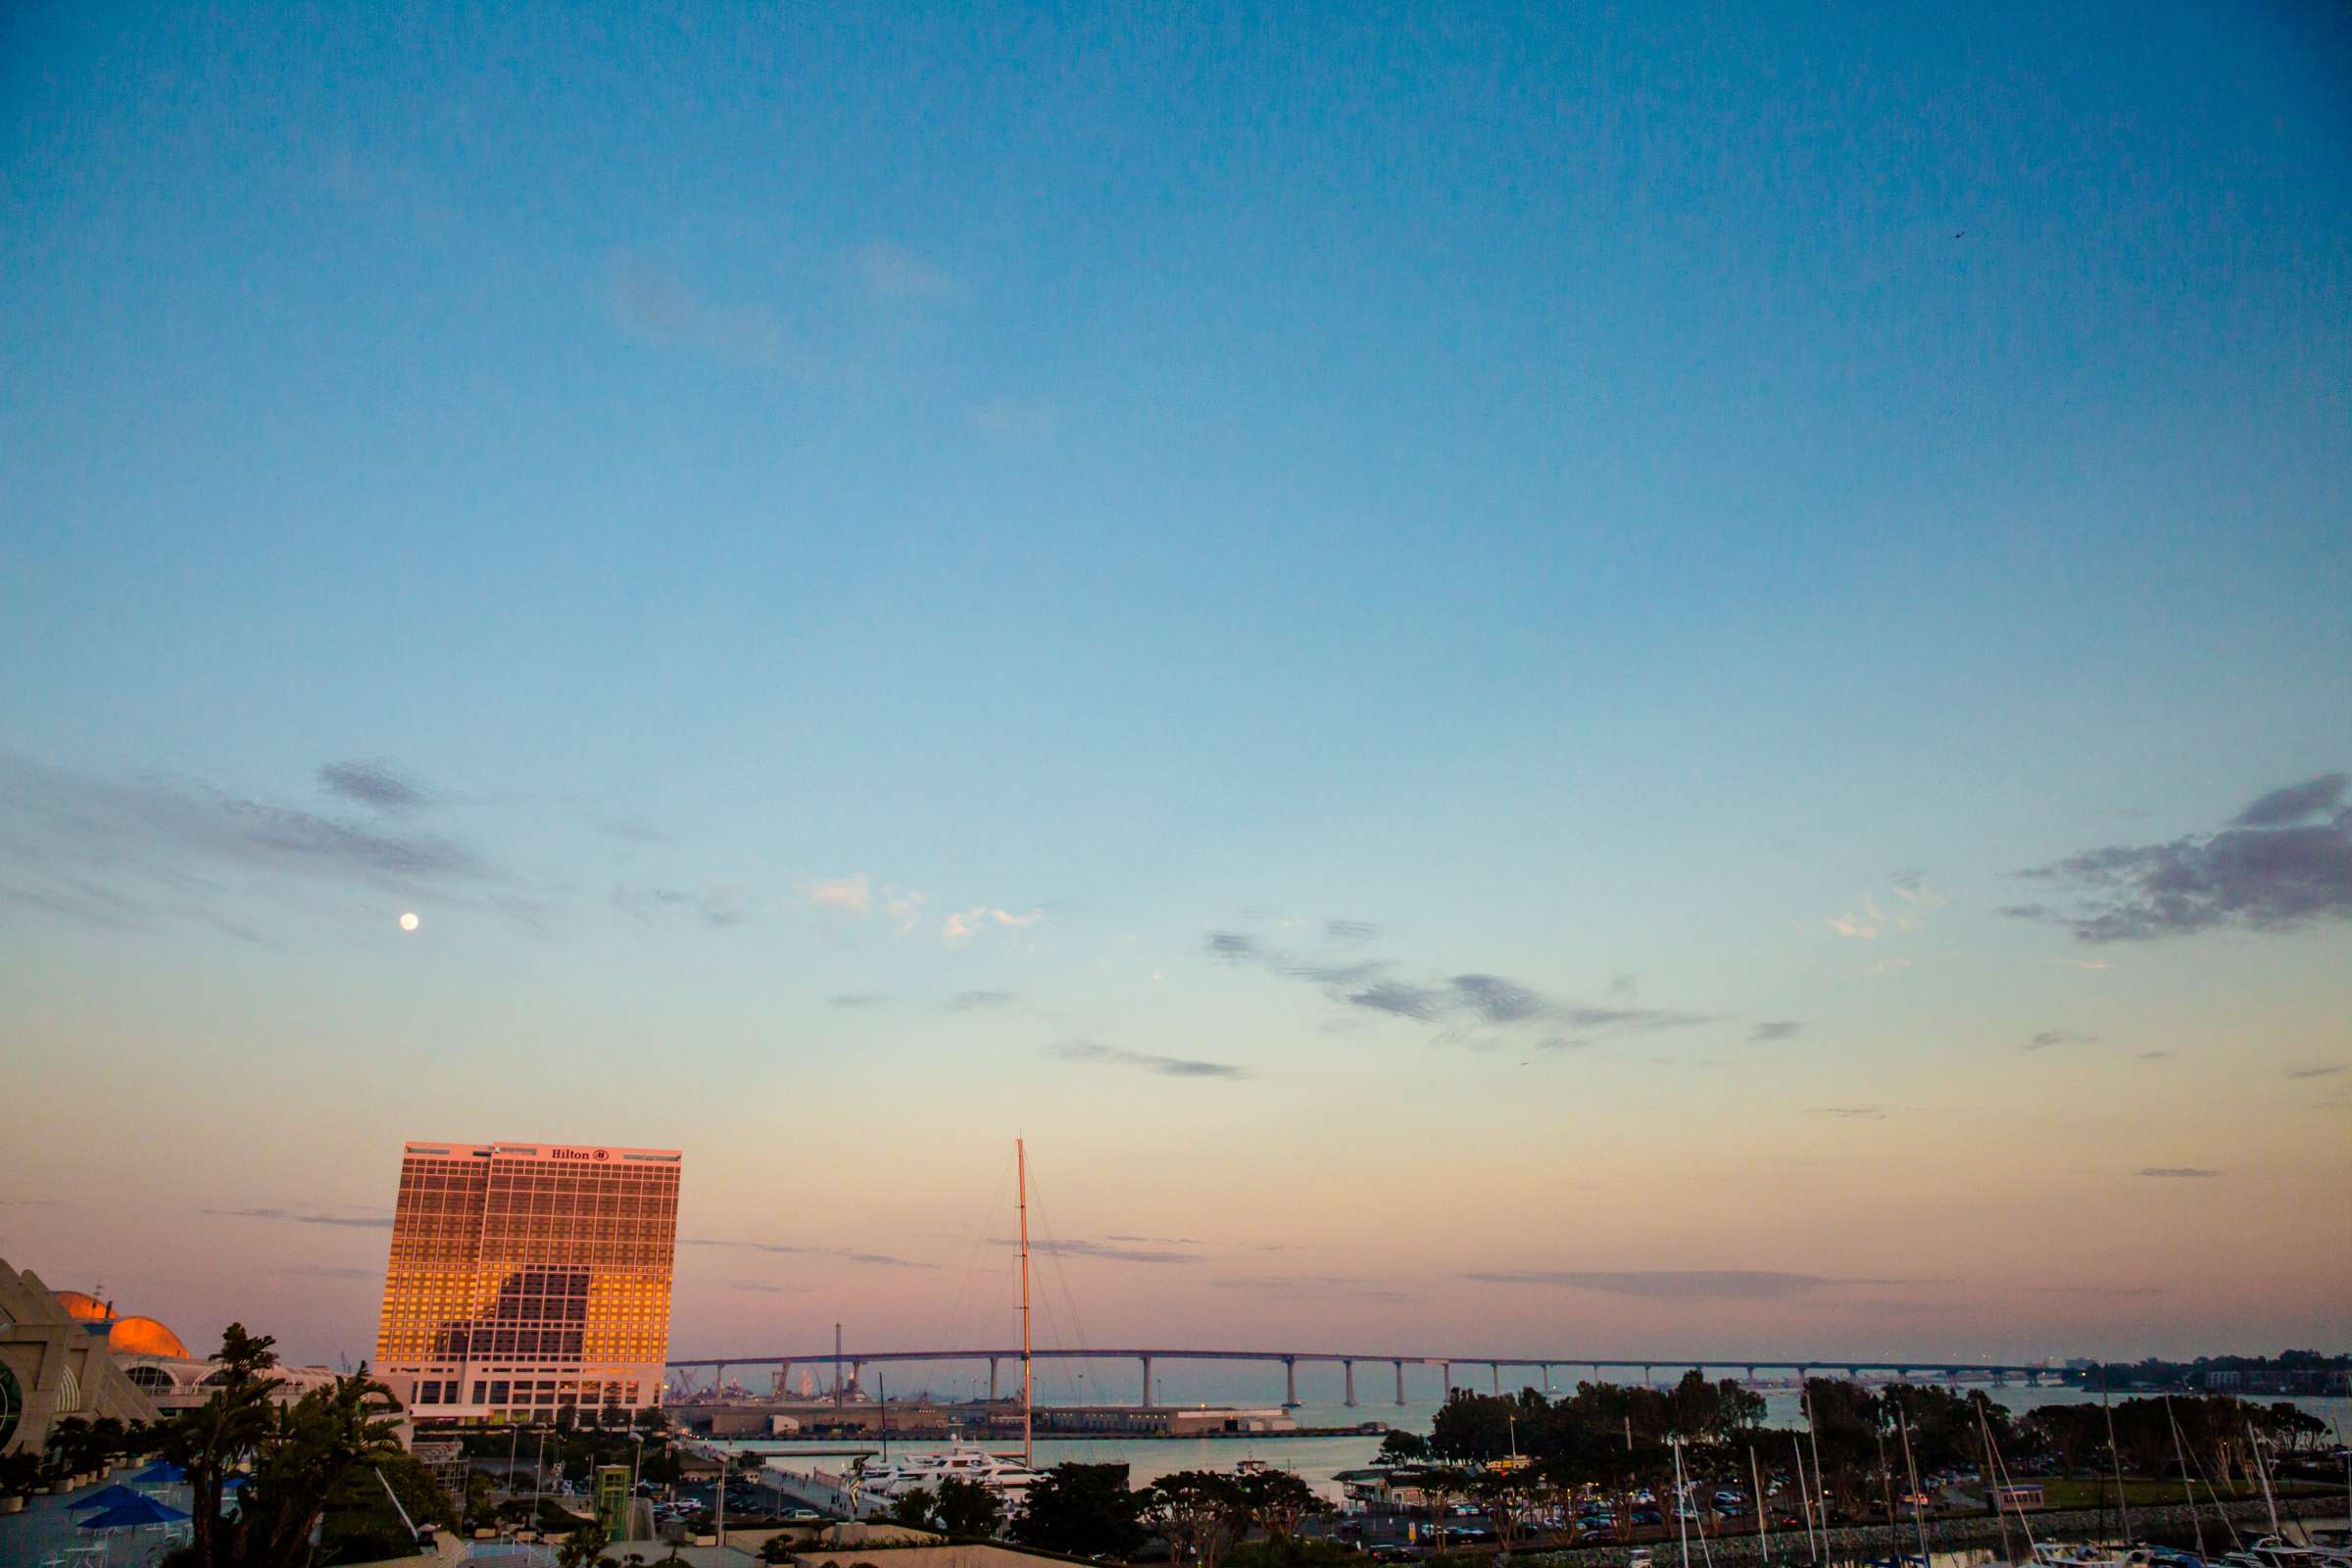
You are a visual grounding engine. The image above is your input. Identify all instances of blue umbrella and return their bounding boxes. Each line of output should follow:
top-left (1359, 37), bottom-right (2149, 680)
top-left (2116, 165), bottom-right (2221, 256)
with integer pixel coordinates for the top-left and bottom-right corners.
top-left (67, 1484), bottom-right (150, 1511)
top-left (76, 1497), bottom-right (191, 1531)
top-left (128, 1461), bottom-right (186, 1485)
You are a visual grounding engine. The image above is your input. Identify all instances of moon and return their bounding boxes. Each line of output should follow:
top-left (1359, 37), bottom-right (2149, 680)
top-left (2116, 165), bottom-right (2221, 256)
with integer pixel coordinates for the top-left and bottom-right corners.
top-left (398, 911), bottom-right (420, 932)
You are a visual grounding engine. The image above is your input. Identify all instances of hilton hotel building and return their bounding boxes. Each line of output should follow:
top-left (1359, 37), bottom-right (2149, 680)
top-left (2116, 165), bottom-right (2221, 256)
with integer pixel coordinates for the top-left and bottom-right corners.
top-left (374, 1139), bottom-right (682, 1424)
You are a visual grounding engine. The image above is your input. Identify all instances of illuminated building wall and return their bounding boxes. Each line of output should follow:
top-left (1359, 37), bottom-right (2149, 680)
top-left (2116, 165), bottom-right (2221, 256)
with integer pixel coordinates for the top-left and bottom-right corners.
top-left (374, 1140), bottom-right (681, 1423)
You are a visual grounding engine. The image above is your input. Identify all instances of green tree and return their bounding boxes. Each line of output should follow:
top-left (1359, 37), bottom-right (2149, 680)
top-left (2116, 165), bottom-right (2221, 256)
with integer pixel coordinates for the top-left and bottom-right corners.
top-left (1431, 1393), bottom-right (1515, 1461)
top-left (228, 1370), bottom-right (405, 1565)
top-left (158, 1322), bottom-right (284, 1566)
top-left (887, 1486), bottom-right (937, 1530)
top-left (1470, 1471), bottom-right (1535, 1553)
top-left (556, 1520), bottom-right (610, 1567)
top-left (1376, 1431), bottom-right (1429, 1464)
top-left (1142, 1471), bottom-right (1246, 1568)
top-left (1, 1449), bottom-right (46, 1499)
top-left (933, 1475), bottom-right (1004, 1537)
top-left (45, 1416), bottom-right (96, 1479)
top-left (1011, 1462), bottom-right (1148, 1558)
top-left (1232, 1468), bottom-right (1331, 1542)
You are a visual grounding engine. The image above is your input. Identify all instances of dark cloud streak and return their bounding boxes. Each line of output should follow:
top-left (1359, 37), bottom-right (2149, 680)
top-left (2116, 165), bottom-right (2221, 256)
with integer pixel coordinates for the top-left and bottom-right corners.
top-left (2011, 774), bottom-right (2352, 942)
top-left (318, 760), bottom-right (429, 811)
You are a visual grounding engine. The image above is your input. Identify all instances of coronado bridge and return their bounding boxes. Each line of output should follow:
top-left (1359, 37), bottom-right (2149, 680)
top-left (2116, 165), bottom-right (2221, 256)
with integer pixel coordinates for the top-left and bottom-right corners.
top-left (665, 1349), bottom-right (2059, 1408)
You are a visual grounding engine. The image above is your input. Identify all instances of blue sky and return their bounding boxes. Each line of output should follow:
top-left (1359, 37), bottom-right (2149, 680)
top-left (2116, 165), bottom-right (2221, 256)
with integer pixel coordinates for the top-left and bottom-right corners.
top-left (3, 1), bottom-right (2348, 1365)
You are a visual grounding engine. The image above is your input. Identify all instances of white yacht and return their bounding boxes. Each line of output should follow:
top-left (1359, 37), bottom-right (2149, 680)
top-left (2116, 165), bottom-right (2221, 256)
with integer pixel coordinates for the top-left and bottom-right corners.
top-left (854, 1444), bottom-right (1046, 1504)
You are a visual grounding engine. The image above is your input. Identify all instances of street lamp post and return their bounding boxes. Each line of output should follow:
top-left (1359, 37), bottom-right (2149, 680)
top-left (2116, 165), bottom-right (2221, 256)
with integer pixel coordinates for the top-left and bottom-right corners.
top-left (629, 1434), bottom-right (645, 1543)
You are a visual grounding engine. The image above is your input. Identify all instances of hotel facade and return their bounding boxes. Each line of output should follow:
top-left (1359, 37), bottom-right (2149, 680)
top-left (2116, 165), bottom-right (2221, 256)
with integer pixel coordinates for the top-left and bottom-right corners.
top-left (374, 1139), bottom-right (682, 1425)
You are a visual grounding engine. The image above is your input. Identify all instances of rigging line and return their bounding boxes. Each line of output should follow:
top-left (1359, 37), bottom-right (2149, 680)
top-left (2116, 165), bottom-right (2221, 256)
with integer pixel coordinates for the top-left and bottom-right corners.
top-left (1980, 1396), bottom-right (2039, 1559)
top-left (1020, 1158), bottom-right (1102, 1417)
top-left (2164, 1395), bottom-right (2206, 1558)
top-left (910, 1148), bottom-right (1016, 1386)
top-left (1021, 1157), bottom-right (1098, 1363)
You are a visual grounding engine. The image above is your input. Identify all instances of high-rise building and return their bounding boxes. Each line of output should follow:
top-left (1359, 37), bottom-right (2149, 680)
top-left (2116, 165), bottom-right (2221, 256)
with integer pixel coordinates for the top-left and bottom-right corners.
top-left (374, 1139), bottom-right (682, 1425)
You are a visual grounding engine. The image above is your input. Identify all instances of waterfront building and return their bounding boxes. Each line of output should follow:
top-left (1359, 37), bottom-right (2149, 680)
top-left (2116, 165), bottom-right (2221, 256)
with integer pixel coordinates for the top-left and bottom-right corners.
top-left (46, 1288), bottom-right (343, 1414)
top-left (0, 1260), bottom-right (158, 1454)
top-left (374, 1139), bottom-right (682, 1426)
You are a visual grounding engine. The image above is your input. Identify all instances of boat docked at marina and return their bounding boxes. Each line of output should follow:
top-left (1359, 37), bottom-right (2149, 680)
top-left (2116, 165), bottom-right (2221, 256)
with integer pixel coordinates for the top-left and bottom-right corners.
top-left (852, 1442), bottom-right (1047, 1503)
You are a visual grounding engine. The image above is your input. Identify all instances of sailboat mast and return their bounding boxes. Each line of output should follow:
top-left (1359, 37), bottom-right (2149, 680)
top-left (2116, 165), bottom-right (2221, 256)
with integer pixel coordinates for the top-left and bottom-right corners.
top-left (2102, 1381), bottom-right (2132, 1544)
top-left (1899, 1406), bottom-right (1929, 1564)
top-left (1019, 1137), bottom-right (1033, 1468)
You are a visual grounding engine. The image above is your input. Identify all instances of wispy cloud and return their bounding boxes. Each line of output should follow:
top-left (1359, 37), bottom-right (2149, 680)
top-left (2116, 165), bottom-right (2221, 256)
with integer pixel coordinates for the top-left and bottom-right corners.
top-left (588, 811), bottom-right (666, 844)
top-left (2027, 1029), bottom-right (2099, 1051)
top-left (204, 1206), bottom-right (392, 1230)
top-left (1326, 919), bottom-right (1379, 942)
top-left (1467, 1270), bottom-right (1935, 1301)
top-left (612, 883), bottom-right (751, 927)
top-left (944, 906), bottom-right (1043, 945)
top-left (2010, 772), bottom-right (2352, 942)
top-left (950, 989), bottom-right (1015, 1011)
top-left (990, 1237), bottom-right (1199, 1265)
top-left (682, 1237), bottom-right (934, 1269)
top-left (1889, 869), bottom-right (1949, 907)
top-left (605, 250), bottom-right (784, 365)
top-left (0, 756), bottom-right (493, 929)
top-left (1211, 1275), bottom-right (1418, 1303)
top-left (1828, 907), bottom-right (1880, 940)
top-left (1107, 1233), bottom-right (1202, 1246)
top-left (2139, 1167), bottom-right (2221, 1179)
top-left (829, 992), bottom-right (888, 1007)
top-left (2233, 773), bottom-right (2348, 827)
top-left (1051, 1041), bottom-right (1248, 1080)
top-left (1748, 1020), bottom-right (1802, 1043)
top-left (2285, 1064), bottom-right (2346, 1080)
top-left (1206, 930), bottom-right (1713, 1041)
top-left (804, 873), bottom-right (871, 915)
top-left (318, 760), bottom-right (428, 811)
top-left (1812, 1104), bottom-right (1890, 1120)
top-left (855, 242), bottom-right (962, 304)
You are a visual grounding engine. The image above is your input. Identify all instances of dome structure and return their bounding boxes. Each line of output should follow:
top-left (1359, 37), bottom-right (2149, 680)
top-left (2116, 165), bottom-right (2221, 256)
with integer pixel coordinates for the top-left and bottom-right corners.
top-left (50, 1290), bottom-right (192, 1359)
top-left (107, 1316), bottom-right (190, 1359)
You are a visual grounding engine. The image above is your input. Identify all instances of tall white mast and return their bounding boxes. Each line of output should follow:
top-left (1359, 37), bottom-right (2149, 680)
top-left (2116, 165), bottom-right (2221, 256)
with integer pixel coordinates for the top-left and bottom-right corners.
top-left (1018, 1137), bottom-right (1033, 1468)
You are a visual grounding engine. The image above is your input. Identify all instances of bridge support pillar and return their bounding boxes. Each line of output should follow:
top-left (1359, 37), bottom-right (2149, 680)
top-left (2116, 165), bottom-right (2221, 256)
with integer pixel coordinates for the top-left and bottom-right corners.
top-left (1283, 1355), bottom-right (1298, 1408)
top-left (714, 1362), bottom-right (726, 1396)
top-left (1539, 1363), bottom-right (1550, 1392)
top-left (988, 1357), bottom-right (1000, 1402)
top-left (1440, 1360), bottom-right (1451, 1395)
top-left (1395, 1361), bottom-right (1406, 1404)
top-left (1745, 1366), bottom-right (1757, 1383)
top-left (1344, 1359), bottom-right (1356, 1407)
top-left (1141, 1355), bottom-right (1153, 1409)
top-left (851, 1359), bottom-right (861, 1396)
top-left (1491, 1363), bottom-right (1501, 1394)
top-left (775, 1360), bottom-right (792, 1396)
top-left (1641, 1363), bottom-right (1651, 1387)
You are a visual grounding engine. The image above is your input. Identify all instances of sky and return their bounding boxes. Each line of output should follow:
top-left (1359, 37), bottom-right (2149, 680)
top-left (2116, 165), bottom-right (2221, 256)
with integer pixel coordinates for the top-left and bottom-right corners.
top-left (2, 1), bottom-right (2348, 1374)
